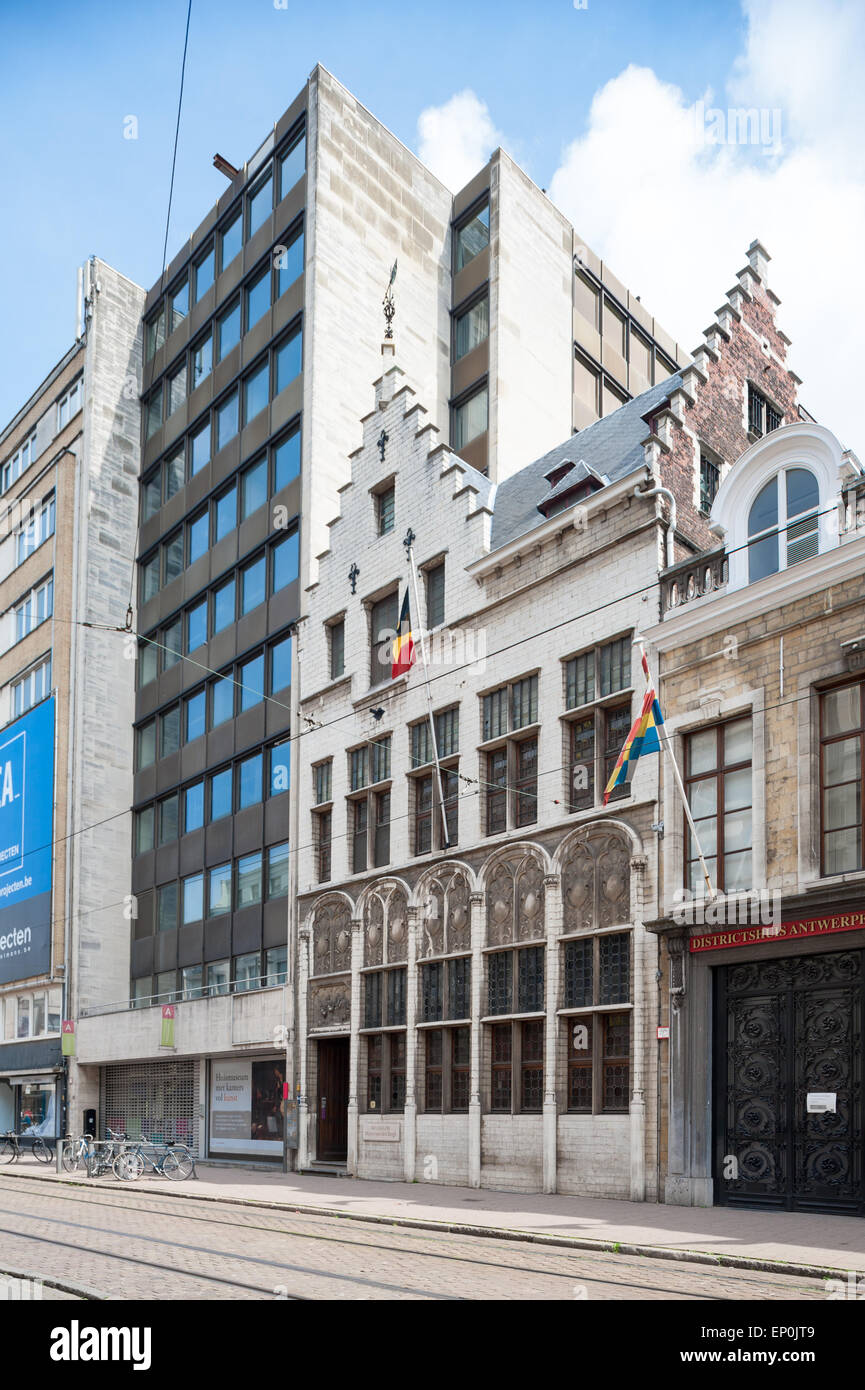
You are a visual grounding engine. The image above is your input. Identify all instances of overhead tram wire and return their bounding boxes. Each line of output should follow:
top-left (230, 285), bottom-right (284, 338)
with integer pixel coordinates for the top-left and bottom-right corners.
top-left (125, 0), bottom-right (195, 624)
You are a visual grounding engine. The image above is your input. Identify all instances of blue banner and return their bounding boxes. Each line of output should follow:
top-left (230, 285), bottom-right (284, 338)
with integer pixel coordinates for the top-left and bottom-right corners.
top-left (0, 697), bottom-right (54, 985)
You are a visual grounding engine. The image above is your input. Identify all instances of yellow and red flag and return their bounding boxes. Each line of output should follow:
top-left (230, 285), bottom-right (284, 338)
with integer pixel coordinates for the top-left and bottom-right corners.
top-left (391, 589), bottom-right (416, 678)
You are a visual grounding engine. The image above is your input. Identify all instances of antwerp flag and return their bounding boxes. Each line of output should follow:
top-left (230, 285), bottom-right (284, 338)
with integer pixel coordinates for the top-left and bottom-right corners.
top-left (391, 589), bottom-right (416, 678)
top-left (603, 653), bottom-right (664, 803)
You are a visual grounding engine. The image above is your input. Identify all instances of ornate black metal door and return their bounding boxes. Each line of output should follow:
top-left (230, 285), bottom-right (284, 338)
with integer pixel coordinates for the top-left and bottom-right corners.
top-left (714, 950), bottom-right (864, 1214)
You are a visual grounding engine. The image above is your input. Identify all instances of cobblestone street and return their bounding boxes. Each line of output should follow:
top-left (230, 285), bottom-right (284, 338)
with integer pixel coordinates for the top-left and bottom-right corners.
top-left (0, 1174), bottom-right (829, 1301)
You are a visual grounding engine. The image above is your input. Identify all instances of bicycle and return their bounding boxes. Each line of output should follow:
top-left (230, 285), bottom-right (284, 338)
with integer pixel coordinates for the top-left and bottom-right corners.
top-left (60, 1133), bottom-right (93, 1173)
top-left (120, 1135), bottom-right (196, 1182)
top-left (0, 1132), bottom-right (21, 1164)
top-left (32, 1135), bottom-right (54, 1164)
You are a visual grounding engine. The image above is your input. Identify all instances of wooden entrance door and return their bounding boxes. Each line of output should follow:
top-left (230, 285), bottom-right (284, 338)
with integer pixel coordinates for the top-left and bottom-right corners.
top-left (317, 1038), bottom-right (349, 1162)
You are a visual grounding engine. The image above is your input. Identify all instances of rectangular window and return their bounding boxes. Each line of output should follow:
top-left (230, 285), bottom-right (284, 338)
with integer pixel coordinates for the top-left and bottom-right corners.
top-left (369, 590), bottom-right (398, 685)
top-left (316, 810), bottom-right (332, 883)
top-left (168, 361), bottom-right (187, 415)
top-left (208, 863), bottom-right (232, 917)
top-left (238, 752), bottom-right (263, 809)
top-left (486, 748), bottom-right (508, 836)
top-left (700, 452), bottom-right (721, 514)
top-left (158, 883), bottom-right (178, 933)
top-left (453, 386), bottom-right (488, 449)
top-left (210, 768), bottom-right (232, 822)
top-left (426, 562), bottom-right (445, 629)
top-left (243, 360), bottom-right (269, 424)
top-left (266, 946), bottom-right (288, 986)
top-left (242, 456), bottom-right (267, 518)
top-left (574, 271), bottom-right (600, 330)
top-left (216, 391), bottom-right (239, 451)
top-left (514, 737), bottom-right (538, 828)
top-left (685, 717), bottom-right (752, 892)
top-left (182, 874), bottom-right (203, 925)
top-left (192, 333), bottom-right (212, 391)
top-left (275, 326), bottom-right (303, 392)
top-left (569, 716), bottom-right (595, 812)
top-left (12, 656), bottom-right (51, 719)
top-left (455, 202), bottom-right (489, 271)
top-left (454, 295), bottom-right (489, 360)
top-left (190, 421), bottom-right (210, 476)
top-left (170, 278), bottom-right (189, 332)
top-left (242, 554), bottom-right (266, 613)
top-left (373, 790), bottom-right (390, 867)
top-left (377, 484), bottom-right (395, 536)
top-left (17, 493), bottom-right (56, 565)
top-left (136, 720), bottom-right (156, 770)
top-left (821, 681), bottom-right (865, 875)
top-left (211, 675), bottom-right (234, 727)
top-left (239, 653), bottom-right (264, 711)
top-left (188, 510), bottom-right (208, 565)
top-left (267, 843), bottom-right (290, 899)
top-left (193, 245), bottom-right (215, 302)
top-left (371, 735), bottom-right (391, 784)
top-left (159, 704), bottom-right (181, 757)
top-left (158, 794), bottom-right (178, 845)
top-left (163, 532), bottom-right (183, 586)
top-left (213, 576), bottom-right (235, 633)
top-left (161, 618), bottom-right (182, 672)
top-left (329, 620), bottom-right (345, 681)
top-left (145, 389), bottom-right (162, 440)
top-left (221, 209), bottom-right (242, 270)
top-left (135, 806), bottom-right (154, 855)
top-left (145, 307), bottom-right (166, 361)
top-left (183, 781), bottom-right (204, 833)
top-left (214, 483), bottom-right (237, 542)
top-left (279, 130), bottom-right (306, 197)
top-left (314, 761), bottom-right (332, 806)
top-left (276, 226), bottom-right (304, 295)
top-left (142, 473), bottom-right (161, 523)
top-left (352, 798), bottom-right (368, 874)
top-left (246, 266), bottom-right (271, 331)
top-left (217, 300), bottom-right (241, 361)
top-left (272, 530), bottom-right (299, 591)
top-left (270, 634), bottom-right (292, 693)
top-left (511, 675), bottom-right (538, 730)
top-left (235, 953), bottom-right (261, 993)
top-left (236, 852), bottom-right (263, 908)
top-left (248, 169), bottom-right (273, 237)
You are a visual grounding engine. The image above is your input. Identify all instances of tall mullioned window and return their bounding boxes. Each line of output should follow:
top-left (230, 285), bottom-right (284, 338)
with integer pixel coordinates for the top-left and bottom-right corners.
top-left (684, 717), bottom-right (752, 893)
top-left (820, 680), bottom-right (865, 876)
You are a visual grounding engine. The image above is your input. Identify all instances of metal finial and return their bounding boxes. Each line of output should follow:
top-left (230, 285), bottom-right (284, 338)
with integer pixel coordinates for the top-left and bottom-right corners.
top-left (383, 259), bottom-right (397, 339)
top-left (403, 527), bottom-right (415, 557)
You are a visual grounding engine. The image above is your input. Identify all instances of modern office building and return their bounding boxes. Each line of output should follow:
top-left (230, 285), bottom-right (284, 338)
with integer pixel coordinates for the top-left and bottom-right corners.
top-left (75, 65), bottom-right (688, 1162)
top-left (0, 258), bottom-right (144, 1141)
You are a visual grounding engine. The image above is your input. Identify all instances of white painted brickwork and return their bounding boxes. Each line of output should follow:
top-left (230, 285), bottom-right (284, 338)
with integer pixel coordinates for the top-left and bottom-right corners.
top-left (295, 351), bottom-right (663, 1200)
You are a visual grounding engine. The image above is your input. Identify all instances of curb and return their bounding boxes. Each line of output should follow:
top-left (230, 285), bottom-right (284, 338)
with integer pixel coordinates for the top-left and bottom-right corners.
top-left (0, 1261), bottom-right (106, 1301)
top-left (0, 1167), bottom-right (847, 1284)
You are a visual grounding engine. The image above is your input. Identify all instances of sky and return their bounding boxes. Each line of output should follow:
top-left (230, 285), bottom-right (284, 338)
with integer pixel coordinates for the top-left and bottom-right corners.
top-left (0, 0), bottom-right (862, 452)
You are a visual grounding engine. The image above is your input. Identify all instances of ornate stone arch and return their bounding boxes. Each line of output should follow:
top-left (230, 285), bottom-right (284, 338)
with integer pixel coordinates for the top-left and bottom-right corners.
top-left (554, 822), bottom-right (638, 933)
top-left (481, 842), bottom-right (550, 946)
top-left (358, 877), bottom-right (411, 966)
top-left (412, 860), bottom-right (475, 959)
top-left (308, 892), bottom-right (355, 976)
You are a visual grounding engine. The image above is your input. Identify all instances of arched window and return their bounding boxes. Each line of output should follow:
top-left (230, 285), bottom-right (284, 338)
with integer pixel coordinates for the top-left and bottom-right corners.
top-left (747, 467), bottom-right (819, 582)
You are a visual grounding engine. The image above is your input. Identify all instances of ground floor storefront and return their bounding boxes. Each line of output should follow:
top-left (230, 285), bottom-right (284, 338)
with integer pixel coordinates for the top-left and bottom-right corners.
top-left (659, 906), bottom-right (865, 1215)
top-left (0, 1038), bottom-right (64, 1139)
top-left (94, 1052), bottom-right (291, 1162)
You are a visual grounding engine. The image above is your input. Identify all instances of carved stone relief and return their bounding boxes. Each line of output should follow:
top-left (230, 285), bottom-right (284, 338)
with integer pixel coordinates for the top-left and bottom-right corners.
top-left (561, 829), bottom-right (632, 933)
top-left (486, 853), bottom-right (545, 945)
top-left (364, 882), bottom-right (409, 965)
top-left (311, 898), bottom-right (352, 975)
top-left (308, 977), bottom-right (351, 1029)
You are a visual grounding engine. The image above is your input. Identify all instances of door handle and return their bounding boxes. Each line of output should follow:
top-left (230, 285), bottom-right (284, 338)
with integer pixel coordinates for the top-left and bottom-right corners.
top-left (320, 1096), bottom-right (326, 1119)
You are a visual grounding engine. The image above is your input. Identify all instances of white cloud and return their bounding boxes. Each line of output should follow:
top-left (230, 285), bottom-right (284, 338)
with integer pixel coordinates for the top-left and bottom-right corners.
top-left (416, 90), bottom-right (503, 192)
top-left (546, 0), bottom-right (865, 454)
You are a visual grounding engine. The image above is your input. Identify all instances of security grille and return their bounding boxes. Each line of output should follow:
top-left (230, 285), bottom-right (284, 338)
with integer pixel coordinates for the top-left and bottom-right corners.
top-left (101, 1059), bottom-right (199, 1154)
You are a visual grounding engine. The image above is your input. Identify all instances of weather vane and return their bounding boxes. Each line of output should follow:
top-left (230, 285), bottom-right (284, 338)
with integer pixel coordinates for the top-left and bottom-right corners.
top-left (383, 259), bottom-right (397, 339)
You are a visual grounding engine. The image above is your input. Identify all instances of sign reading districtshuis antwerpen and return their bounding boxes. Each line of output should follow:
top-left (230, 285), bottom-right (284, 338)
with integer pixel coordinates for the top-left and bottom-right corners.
top-left (689, 910), bottom-right (865, 953)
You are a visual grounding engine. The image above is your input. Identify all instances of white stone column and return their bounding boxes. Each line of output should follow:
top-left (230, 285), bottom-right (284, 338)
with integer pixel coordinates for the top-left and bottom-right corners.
top-left (629, 855), bottom-right (648, 1203)
top-left (346, 915), bottom-right (363, 1176)
top-left (297, 927), bottom-right (311, 1170)
top-left (468, 889), bottom-right (484, 1188)
top-left (402, 906), bottom-right (419, 1181)
top-left (542, 873), bottom-right (562, 1194)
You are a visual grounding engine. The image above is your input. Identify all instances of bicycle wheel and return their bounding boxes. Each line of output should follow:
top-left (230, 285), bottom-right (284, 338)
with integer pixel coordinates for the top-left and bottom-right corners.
top-left (113, 1150), bottom-right (144, 1182)
top-left (0, 1139), bottom-right (17, 1165)
top-left (162, 1150), bottom-right (195, 1181)
top-left (32, 1137), bottom-right (53, 1164)
top-left (61, 1141), bottom-right (82, 1173)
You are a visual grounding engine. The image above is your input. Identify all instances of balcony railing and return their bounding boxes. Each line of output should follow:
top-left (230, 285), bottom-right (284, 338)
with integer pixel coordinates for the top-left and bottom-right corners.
top-left (660, 546), bottom-right (727, 615)
top-left (80, 972), bottom-right (288, 1019)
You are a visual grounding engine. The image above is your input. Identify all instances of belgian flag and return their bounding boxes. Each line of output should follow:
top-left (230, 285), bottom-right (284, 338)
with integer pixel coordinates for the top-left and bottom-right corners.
top-left (391, 588), bottom-right (416, 678)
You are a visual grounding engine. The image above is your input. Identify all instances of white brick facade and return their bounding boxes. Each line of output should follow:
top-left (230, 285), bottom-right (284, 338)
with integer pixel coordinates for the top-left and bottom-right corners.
top-left (295, 347), bottom-right (664, 1199)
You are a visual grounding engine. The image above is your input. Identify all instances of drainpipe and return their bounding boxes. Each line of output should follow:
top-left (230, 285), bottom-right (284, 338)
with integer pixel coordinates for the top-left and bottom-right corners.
top-left (634, 482), bottom-right (677, 570)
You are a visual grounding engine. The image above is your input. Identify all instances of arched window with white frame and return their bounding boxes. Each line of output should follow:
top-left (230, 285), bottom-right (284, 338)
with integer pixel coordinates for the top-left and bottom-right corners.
top-left (747, 466), bottom-right (819, 582)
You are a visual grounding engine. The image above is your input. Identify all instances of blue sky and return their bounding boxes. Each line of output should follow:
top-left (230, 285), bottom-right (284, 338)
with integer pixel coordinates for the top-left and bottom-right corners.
top-left (0, 0), bottom-right (746, 422)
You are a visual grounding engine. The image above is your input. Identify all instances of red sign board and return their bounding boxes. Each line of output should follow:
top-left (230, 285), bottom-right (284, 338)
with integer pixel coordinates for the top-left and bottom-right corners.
top-left (162, 1005), bottom-right (175, 1019)
top-left (62, 1020), bottom-right (75, 1033)
top-left (689, 910), bottom-right (865, 954)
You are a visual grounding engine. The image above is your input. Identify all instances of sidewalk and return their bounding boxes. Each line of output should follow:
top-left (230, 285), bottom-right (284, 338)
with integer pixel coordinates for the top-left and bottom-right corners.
top-left (7, 1160), bottom-right (865, 1279)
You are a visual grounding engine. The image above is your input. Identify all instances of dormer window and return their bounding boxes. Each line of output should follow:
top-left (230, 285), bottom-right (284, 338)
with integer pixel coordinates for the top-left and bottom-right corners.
top-left (747, 467), bottom-right (819, 582)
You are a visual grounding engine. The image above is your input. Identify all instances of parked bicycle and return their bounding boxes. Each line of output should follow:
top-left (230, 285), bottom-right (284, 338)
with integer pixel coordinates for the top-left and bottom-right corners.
top-left (60, 1133), bottom-right (93, 1173)
top-left (119, 1135), bottom-right (196, 1182)
top-left (32, 1135), bottom-right (54, 1164)
top-left (0, 1131), bottom-right (22, 1164)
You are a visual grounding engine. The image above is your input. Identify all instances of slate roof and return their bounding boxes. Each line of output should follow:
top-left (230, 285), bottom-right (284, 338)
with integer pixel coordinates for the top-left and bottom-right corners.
top-left (489, 374), bottom-right (683, 551)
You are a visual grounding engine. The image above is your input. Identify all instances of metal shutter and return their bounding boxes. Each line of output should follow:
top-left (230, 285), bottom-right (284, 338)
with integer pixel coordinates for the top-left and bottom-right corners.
top-left (101, 1059), bottom-right (199, 1155)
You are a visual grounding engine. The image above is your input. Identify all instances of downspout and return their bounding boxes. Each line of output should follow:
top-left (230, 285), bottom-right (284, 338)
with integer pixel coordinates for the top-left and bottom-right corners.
top-left (634, 482), bottom-right (677, 570)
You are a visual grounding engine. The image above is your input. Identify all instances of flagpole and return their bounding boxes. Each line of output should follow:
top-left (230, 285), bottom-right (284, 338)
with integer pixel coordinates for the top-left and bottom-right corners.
top-left (407, 544), bottom-right (451, 849)
top-left (637, 639), bottom-right (716, 901)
